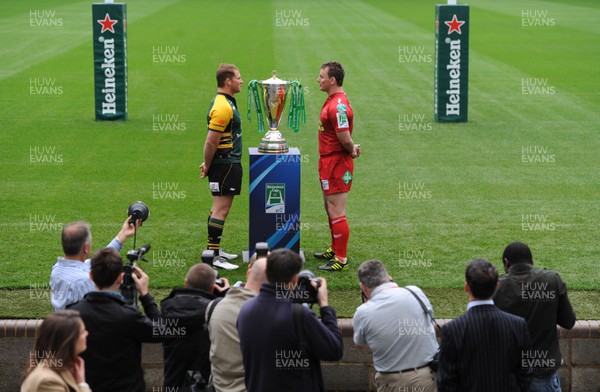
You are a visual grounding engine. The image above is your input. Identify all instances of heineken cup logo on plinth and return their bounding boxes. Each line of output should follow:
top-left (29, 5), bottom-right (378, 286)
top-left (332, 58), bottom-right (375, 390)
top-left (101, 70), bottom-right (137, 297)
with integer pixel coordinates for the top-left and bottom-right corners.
top-left (92, 2), bottom-right (128, 121)
top-left (247, 71), bottom-right (306, 153)
top-left (266, 183), bottom-right (286, 214)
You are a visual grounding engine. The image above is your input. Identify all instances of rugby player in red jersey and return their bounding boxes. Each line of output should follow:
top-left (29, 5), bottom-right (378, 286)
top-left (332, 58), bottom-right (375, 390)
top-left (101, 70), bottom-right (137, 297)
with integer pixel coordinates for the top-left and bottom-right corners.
top-left (315, 61), bottom-right (360, 271)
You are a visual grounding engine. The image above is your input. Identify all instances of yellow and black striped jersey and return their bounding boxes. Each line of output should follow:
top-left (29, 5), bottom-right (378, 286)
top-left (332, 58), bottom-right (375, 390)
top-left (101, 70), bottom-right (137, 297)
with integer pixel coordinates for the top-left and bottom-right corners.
top-left (206, 92), bottom-right (242, 164)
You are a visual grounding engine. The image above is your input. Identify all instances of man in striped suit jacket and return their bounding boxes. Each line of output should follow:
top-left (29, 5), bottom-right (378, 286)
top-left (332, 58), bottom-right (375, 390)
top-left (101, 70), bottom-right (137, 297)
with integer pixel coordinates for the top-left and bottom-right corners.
top-left (437, 259), bottom-right (533, 392)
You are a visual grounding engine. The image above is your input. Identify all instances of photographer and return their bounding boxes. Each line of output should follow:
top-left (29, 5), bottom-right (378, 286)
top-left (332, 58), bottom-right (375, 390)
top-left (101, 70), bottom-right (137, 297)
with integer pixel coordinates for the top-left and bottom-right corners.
top-left (207, 257), bottom-right (268, 392)
top-left (51, 217), bottom-right (140, 310)
top-left (160, 263), bottom-right (230, 389)
top-left (68, 247), bottom-right (162, 392)
top-left (353, 259), bottom-right (439, 392)
top-left (237, 248), bottom-right (343, 392)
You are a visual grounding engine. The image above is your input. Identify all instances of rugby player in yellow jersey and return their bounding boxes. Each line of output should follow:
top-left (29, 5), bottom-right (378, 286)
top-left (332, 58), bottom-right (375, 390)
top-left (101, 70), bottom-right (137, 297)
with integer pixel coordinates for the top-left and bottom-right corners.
top-left (199, 64), bottom-right (243, 270)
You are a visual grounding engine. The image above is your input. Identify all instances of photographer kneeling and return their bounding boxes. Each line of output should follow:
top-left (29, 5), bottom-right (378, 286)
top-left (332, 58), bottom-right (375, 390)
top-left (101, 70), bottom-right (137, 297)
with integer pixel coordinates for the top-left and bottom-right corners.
top-left (160, 262), bottom-right (230, 390)
top-left (237, 248), bottom-right (343, 392)
top-left (68, 247), bottom-right (162, 392)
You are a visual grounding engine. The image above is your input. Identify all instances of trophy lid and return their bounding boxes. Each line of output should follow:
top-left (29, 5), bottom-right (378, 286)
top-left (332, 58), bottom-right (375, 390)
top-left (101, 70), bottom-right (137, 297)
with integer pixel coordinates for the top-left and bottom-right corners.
top-left (260, 70), bottom-right (290, 86)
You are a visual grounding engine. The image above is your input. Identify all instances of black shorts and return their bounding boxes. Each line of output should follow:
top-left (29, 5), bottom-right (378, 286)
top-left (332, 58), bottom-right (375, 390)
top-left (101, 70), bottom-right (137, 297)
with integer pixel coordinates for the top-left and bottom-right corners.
top-left (208, 163), bottom-right (242, 196)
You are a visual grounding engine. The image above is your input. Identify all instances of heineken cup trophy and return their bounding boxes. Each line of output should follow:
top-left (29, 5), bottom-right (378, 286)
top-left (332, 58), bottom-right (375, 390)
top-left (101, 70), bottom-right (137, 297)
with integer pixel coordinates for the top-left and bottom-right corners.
top-left (247, 71), bottom-right (305, 154)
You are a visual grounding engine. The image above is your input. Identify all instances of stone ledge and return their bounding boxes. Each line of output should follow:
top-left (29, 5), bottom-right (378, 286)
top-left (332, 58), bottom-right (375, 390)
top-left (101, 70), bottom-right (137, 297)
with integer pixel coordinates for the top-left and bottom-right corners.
top-left (1, 319), bottom-right (599, 392)
top-left (2, 319), bottom-right (597, 339)
top-left (1, 319), bottom-right (41, 338)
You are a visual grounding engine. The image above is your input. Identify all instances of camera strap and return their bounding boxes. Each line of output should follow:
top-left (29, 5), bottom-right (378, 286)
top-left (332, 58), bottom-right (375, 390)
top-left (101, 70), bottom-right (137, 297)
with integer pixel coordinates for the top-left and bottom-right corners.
top-left (203, 297), bottom-right (223, 332)
top-left (403, 286), bottom-right (441, 332)
top-left (403, 286), bottom-right (441, 371)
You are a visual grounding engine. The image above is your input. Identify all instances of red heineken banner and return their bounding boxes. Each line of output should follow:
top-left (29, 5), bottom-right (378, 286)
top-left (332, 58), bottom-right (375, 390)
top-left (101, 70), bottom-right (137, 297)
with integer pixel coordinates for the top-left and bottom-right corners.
top-left (92, 3), bottom-right (127, 121)
top-left (434, 4), bottom-right (469, 122)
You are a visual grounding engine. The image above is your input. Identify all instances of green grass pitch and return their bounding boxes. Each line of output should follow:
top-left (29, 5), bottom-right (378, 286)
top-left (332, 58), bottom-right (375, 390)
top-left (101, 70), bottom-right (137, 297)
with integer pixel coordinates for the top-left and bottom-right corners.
top-left (1, 0), bottom-right (599, 318)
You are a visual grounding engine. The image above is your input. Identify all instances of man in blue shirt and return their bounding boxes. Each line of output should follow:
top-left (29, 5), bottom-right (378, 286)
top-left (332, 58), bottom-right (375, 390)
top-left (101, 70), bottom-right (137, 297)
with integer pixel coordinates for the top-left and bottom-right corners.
top-left (50, 217), bottom-right (138, 310)
top-left (353, 259), bottom-right (438, 392)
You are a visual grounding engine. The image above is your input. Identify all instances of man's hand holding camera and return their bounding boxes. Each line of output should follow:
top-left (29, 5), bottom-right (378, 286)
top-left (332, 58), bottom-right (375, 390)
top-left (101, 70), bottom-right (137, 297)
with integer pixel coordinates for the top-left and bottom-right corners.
top-left (131, 264), bottom-right (150, 297)
top-left (312, 277), bottom-right (329, 308)
top-left (214, 277), bottom-right (231, 296)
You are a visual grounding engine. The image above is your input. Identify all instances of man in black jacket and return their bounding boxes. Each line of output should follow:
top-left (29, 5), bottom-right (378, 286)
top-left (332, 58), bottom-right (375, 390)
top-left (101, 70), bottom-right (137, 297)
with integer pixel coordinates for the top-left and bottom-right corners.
top-left (494, 242), bottom-right (576, 391)
top-left (68, 247), bottom-right (161, 392)
top-left (160, 263), bottom-right (229, 389)
top-left (237, 248), bottom-right (343, 392)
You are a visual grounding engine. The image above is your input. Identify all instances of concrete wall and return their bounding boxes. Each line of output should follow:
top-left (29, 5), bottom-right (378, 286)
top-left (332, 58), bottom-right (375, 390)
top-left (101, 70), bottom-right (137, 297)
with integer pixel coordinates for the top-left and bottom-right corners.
top-left (2, 319), bottom-right (599, 391)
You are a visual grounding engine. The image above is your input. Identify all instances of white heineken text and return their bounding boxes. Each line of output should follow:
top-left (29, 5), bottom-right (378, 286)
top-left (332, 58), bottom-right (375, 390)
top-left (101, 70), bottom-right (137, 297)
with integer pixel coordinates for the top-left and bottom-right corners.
top-left (99, 37), bottom-right (117, 115)
top-left (445, 38), bottom-right (461, 116)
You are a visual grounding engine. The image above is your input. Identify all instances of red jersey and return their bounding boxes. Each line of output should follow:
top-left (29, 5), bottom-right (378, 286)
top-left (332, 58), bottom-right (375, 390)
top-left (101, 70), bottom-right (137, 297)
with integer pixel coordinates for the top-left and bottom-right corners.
top-left (318, 92), bottom-right (353, 157)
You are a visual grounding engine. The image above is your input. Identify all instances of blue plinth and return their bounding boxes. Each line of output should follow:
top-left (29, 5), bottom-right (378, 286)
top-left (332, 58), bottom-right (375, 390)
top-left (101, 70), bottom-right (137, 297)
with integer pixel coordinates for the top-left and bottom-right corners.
top-left (248, 147), bottom-right (301, 257)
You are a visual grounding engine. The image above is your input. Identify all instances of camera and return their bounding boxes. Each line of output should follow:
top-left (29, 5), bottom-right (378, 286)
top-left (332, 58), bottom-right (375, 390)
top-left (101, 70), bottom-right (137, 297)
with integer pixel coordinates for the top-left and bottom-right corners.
top-left (120, 201), bottom-right (151, 306)
top-left (120, 244), bottom-right (151, 306)
top-left (127, 201), bottom-right (149, 224)
top-left (255, 242), bottom-right (269, 258)
top-left (185, 370), bottom-right (209, 392)
top-left (214, 277), bottom-right (226, 291)
top-left (293, 270), bottom-right (321, 304)
top-left (201, 249), bottom-right (215, 267)
top-left (201, 250), bottom-right (227, 297)
top-left (120, 262), bottom-right (137, 306)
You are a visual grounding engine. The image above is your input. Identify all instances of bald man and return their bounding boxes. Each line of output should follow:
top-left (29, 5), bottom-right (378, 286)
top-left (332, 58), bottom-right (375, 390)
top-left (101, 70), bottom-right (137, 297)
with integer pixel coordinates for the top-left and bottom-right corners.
top-left (160, 263), bottom-right (231, 389)
top-left (50, 217), bottom-right (138, 310)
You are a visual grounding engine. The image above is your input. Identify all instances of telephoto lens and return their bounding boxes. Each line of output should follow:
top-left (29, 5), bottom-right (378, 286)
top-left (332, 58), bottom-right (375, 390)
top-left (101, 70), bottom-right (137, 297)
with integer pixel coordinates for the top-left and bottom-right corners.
top-left (255, 242), bottom-right (269, 258)
top-left (201, 249), bottom-right (215, 267)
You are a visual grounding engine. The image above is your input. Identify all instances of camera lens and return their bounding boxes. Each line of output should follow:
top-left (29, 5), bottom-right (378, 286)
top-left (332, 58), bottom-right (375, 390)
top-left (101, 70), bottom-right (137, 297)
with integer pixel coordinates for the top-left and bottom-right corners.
top-left (201, 250), bottom-right (215, 266)
top-left (255, 242), bottom-right (269, 258)
top-left (298, 270), bottom-right (316, 280)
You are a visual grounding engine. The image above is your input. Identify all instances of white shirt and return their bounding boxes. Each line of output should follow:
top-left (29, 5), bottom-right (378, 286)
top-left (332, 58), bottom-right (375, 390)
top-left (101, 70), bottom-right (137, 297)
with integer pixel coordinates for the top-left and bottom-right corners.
top-left (353, 283), bottom-right (439, 372)
top-left (467, 299), bottom-right (495, 311)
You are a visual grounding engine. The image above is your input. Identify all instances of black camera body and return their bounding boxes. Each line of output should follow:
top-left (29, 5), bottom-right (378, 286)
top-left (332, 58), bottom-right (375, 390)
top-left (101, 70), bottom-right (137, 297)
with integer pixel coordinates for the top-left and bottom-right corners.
top-left (293, 270), bottom-right (321, 304)
top-left (120, 244), bottom-right (151, 306)
top-left (201, 249), bottom-right (227, 297)
top-left (120, 263), bottom-right (137, 306)
top-left (214, 278), bottom-right (226, 291)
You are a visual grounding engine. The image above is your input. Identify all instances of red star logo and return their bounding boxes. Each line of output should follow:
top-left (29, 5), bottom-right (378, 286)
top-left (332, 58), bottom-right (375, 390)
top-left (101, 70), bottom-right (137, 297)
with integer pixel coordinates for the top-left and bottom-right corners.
top-left (445, 14), bottom-right (465, 35)
top-left (97, 14), bottom-right (118, 33)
